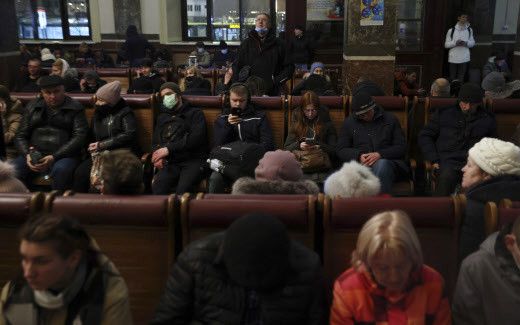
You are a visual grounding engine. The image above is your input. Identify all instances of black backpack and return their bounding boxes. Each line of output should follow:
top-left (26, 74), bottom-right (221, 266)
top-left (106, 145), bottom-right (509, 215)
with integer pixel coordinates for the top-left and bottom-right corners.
top-left (209, 140), bottom-right (266, 180)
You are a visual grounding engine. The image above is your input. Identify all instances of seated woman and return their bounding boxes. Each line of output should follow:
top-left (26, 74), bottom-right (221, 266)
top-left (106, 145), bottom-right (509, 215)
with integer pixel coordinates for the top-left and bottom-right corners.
top-left (180, 65), bottom-right (212, 96)
top-left (284, 90), bottom-right (337, 185)
top-left (292, 62), bottom-right (335, 96)
top-left (0, 85), bottom-right (24, 160)
top-left (459, 137), bottom-right (520, 261)
top-left (0, 216), bottom-right (132, 324)
top-left (73, 81), bottom-right (139, 193)
top-left (51, 58), bottom-right (80, 92)
top-left (330, 210), bottom-right (451, 324)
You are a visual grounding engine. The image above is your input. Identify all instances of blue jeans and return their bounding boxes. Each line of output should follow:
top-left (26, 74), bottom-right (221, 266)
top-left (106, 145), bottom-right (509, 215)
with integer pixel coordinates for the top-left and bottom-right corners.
top-left (13, 155), bottom-right (79, 191)
top-left (371, 159), bottom-right (397, 194)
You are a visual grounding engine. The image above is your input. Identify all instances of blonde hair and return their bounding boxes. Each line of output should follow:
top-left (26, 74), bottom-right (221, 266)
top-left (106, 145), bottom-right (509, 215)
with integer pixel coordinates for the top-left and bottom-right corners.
top-left (180, 65), bottom-right (201, 91)
top-left (352, 210), bottom-right (423, 271)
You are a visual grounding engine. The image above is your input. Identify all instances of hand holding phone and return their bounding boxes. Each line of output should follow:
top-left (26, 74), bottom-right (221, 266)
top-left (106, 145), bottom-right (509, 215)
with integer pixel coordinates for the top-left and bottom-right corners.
top-left (230, 106), bottom-right (241, 117)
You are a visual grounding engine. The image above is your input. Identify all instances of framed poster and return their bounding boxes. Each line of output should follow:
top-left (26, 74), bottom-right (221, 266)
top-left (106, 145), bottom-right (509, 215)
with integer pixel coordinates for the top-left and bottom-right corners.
top-left (307, 0), bottom-right (344, 21)
top-left (360, 0), bottom-right (384, 26)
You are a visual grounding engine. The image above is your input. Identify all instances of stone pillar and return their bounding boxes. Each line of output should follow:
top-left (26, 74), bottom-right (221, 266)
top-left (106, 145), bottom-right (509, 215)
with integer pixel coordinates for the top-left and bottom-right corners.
top-left (513, 8), bottom-right (520, 79)
top-left (343, 0), bottom-right (398, 95)
top-left (0, 1), bottom-right (20, 90)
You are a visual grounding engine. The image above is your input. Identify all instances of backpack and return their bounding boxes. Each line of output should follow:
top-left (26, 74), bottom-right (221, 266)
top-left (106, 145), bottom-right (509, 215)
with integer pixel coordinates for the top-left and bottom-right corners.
top-left (208, 140), bottom-right (266, 180)
top-left (450, 26), bottom-right (472, 40)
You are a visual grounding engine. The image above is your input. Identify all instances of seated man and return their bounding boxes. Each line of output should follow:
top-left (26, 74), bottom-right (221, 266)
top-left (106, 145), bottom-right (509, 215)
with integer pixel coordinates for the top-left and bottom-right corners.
top-left (453, 217), bottom-right (520, 325)
top-left (151, 82), bottom-right (208, 195)
top-left (127, 58), bottom-right (164, 94)
top-left (336, 92), bottom-right (408, 194)
top-left (189, 41), bottom-right (211, 68)
top-left (0, 216), bottom-right (132, 324)
top-left (418, 83), bottom-right (496, 196)
top-left (79, 70), bottom-right (107, 94)
top-left (151, 213), bottom-right (324, 324)
top-left (430, 78), bottom-right (451, 97)
top-left (208, 83), bottom-right (275, 193)
top-left (13, 75), bottom-right (88, 191)
top-left (15, 57), bottom-right (46, 92)
top-left (482, 52), bottom-right (511, 80)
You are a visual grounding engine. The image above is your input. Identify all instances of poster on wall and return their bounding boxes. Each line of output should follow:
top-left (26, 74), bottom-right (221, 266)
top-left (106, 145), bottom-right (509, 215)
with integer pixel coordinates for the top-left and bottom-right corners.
top-left (307, 0), bottom-right (344, 21)
top-left (360, 0), bottom-right (384, 26)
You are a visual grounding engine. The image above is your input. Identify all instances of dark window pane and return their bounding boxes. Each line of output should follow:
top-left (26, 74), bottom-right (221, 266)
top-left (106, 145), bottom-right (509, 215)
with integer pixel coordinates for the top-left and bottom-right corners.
top-left (241, 0), bottom-right (269, 39)
top-left (275, 0), bottom-right (286, 37)
top-left (67, 0), bottom-right (91, 37)
top-left (36, 0), bottom-right (64, 39)
top-left (397, 0), bottom-right (423, 19)
top-left (397, 20), bottom-right (422, 51)
top-left (16, 0), bottom-right (35, 39)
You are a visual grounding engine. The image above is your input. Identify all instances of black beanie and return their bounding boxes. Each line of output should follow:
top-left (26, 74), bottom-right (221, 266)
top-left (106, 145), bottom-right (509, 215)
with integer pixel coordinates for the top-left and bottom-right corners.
top-left (351, 92), bottom-right (376, 115)
top-left (458, 83), bottom-right (484, 104)
top-left (159, 82), bottom-right (181, 95)
top-left (223, 213), bottom-right (291, 290)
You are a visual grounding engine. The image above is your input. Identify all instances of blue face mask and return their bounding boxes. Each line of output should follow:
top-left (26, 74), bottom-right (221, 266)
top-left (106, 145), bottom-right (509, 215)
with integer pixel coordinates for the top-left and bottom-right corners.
top-left (255, 27), bottom-right (268, 35)
top-left (221, 49), bottom-right (228, 54)
top-left (163, 94), bottom-right (178, 109)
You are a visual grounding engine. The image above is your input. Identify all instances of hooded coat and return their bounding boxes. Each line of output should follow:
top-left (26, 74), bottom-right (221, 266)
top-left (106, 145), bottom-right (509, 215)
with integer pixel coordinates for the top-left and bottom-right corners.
top-left (453, 230), bottom-right (520, 325)
top-left (459, 174), bottom-right (520, 261)
top-left (231, 177), bottom-right (319, 195)
top-left (234, 29), bottom-right (294, 95)
top-left (150, 232), bottom-right (324, 324)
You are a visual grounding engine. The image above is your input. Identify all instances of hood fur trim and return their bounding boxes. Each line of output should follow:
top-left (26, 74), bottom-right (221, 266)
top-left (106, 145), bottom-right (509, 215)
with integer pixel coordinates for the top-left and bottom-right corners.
top-left (324, 161), bottom-right (381, 198)
top-left (232, 177), bottom-right (319, 195)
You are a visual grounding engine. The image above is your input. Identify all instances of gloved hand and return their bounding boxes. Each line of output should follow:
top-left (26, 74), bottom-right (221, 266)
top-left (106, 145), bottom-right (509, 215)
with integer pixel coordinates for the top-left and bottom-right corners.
top-left (208, 159), bottom-right (225, 173)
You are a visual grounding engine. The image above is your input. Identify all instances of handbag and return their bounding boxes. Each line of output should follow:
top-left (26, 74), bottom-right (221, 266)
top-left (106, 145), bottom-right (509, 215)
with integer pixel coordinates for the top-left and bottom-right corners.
top-left (292, 148), bottom-right (331, 173)
top-left (90, 152), bottom-right (103, 192)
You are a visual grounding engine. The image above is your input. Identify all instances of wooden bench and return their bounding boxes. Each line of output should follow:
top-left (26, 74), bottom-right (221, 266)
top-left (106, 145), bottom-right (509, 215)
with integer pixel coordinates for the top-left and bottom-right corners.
top-left (182, 95), bottom-right (223, 147)
top-left (322, 195), bottom-right (464, 299)
top-left (0, 193), bottom-right (45, 294)
top-left (180, 194), bottom-right (318, 251)
top-left (251, 96), bottom-right (286, 149)
top-left (487, 98), bottom-right (520, 141)
top-left (484, 198), bottom-right (520, 235)
top-left (45, 193), bottom-right (176, 324)
top-left (96, 68), bottom-right (131, 94)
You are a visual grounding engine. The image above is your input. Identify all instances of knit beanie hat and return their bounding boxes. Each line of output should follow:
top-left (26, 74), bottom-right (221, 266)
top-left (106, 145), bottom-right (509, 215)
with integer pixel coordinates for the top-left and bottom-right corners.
top-left (324, 161), bottom-right (381, 198)
top-left (458, 83), bottom-right (484, 103)
top-left (255, 150), bottom-right (303, 181)
top-left (0, 161), bottom-right (29, 193)
top-left (223, 213), bottom-right (290, 290)
top-left (310, 62), bottom-right (325, 74)
top-left (83, 70), bottom-right (99, 81)
top-left (159, 82), bottom-right (181, 95)
top-left (351, 92), bottom-right (377, 115)
top-left (96, 81), bottom-right (121, 106)
top-left (468, 137), bottom-right (520, 177)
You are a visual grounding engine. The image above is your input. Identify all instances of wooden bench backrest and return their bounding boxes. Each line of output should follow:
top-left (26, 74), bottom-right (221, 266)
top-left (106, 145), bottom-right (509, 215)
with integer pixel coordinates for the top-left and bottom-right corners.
top-left (488, 99), bottom-right (520, 141)
top-left (47, 194), bottom-right (175, 324)
top-left (251, 96), bottom-right (286, 149)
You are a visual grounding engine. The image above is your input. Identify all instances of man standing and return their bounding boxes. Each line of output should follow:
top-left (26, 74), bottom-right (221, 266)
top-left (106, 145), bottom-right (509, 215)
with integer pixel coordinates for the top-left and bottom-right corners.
top-left (151, 213), bottom-right (324, 324)
top-left (234, 13), bottom-right (294, 95)
top-left (288, 25), bottom-right (313, 71)
top-left (13, 75), bottom-right (88, 191)
top-left (445, 13), bottom-right (475, 82)
top-left (453, 217), bottom-right (520, 325)
top-left (336, 92), bottom-right (408, 194)
top-left (418, 83), bottom-right (496, 196)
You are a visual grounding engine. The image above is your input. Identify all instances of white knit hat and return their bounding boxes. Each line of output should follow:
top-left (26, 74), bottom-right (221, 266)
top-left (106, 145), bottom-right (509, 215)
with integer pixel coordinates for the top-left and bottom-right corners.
top-left (324, 161), bottom-right (381, 198)
top-left (468, 137), bottom-right (520, 176)
top-left (0, 161), bottom-right (28, 193)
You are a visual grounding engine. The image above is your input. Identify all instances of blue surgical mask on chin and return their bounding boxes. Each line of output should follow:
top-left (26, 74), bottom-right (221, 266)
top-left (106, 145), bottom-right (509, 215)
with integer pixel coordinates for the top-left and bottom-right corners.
top-left (255, 27), bottom-right (268, 35)
top-left (163, 94), bottom-right (178, 109)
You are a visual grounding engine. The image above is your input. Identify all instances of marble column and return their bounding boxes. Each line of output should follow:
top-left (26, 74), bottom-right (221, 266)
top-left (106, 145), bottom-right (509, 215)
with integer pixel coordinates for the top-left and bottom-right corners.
top-left (113, 0), bottom-right (142, 37)
top-left (343, 0), bottom-right (398, 95)
top-left (513, 7), bottom-right (520, 79)
top-left (0, 0), bottom-right (20, 90)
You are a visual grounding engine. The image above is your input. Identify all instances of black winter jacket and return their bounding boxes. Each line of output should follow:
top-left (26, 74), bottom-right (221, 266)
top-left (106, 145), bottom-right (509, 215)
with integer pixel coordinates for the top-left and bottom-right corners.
top-left (213, 104), bottom-right (275, 151)
top-left (91, 98), bottom-right (139, 154)
top-left (459, 175), bottom-right (520, 261)
top-left (288, 35), bottom-right (313, 65)
top-left (153, 102), bottom-right (208, 163)
top-left (183, 76), bottom-right (212, 96)
top-left (351, 80), bottom-right (385, 97)
top-left (234, 29), bottom-right (294, 95)
top-left (15, 96), bottom-right (88, 160)
top-left (128, 73), bottom-right (163, 94)
top-left (150, 232), bottom-right (325, 324)
top-left (418, 104), bottom-right (496, 169)
top-left (336, 106), bottom-right (407, 170)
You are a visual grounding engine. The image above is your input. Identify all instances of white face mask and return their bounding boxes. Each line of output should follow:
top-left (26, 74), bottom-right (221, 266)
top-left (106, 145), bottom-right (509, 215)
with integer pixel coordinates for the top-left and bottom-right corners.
top-left (221, 49), bottom-right (228, 54)
top-left (197, 47), bottom-right (204, 53)
top-left (163, 93), bottom-right (178, 109)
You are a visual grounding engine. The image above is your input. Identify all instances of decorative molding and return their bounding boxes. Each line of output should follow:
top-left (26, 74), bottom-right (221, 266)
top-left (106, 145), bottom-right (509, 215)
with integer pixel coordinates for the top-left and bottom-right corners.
top-left (343, 54), bottom-right (395, 61)
top-left (0, 51), bottom-right (20, 57)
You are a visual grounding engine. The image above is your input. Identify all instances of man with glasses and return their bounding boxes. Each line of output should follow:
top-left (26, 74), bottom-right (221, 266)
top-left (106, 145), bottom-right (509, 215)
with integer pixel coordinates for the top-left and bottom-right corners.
top-left (336, 92), bottom-right (408, 194)
top-left (233, 13), bottom-right (294, 95)
top-left (419, 83), bottom-right (496, 196)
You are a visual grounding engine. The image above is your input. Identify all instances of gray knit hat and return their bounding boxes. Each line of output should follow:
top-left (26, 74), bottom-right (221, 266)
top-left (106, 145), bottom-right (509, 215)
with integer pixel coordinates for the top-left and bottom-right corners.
top-left (96, 81), bottom-right (121, 106)
top-left (0, 161), bottom-right (28, 193)
top-left (481, 72), bottom-right (520, 99)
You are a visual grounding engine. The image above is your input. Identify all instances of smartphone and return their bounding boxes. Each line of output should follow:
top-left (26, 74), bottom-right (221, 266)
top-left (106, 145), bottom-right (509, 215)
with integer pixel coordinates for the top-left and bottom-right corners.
top-left (305, 138), bottom-right (316, 145)
top-left (230, 107), bottom-right (241, 117)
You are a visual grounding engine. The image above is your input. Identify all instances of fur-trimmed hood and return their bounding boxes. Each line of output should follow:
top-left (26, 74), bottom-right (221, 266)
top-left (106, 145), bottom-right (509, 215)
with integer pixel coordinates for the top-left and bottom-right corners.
top-left (324, 161), bottom-right (381, 198)
top-left (232, 177), bottom-right (319, 195)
